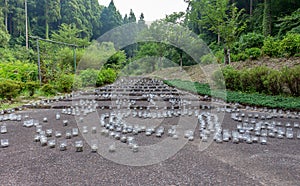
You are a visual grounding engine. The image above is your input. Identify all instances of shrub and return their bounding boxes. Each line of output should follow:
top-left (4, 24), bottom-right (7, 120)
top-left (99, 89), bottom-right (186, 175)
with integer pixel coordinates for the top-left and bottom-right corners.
top-left (279, 33), bottom-right (300, 57)
top-left (79, 68), bottom-right (99, 87)
top-left (96, 68), bottom-right (117, 87)
top-left (0, 79), bottom-right (23, 100)
top-left (214, 50), bottom-right (224, 64)
top-left (55, 74), bottom-right (74, 93)
top-left (239, 32), bottom-right (265, 51)
top-left (262, 37), bottom-right (280, 57)
top-left (245, 47), bottom-right (261, 60)
top-left (263, 70), bottom-right (283, 95)
top-left (222, 66), bottom-right (241, 91)
top-left (25, 81), bottom-right (40, 97)
top-left (200, 53), bottom-right (217, 64)
top-left (282, 66), bottom-right (300, 96)
top-left (40, 84), bottom-right (56, 96)
top-left (231, 53), bottom-right (249, 62)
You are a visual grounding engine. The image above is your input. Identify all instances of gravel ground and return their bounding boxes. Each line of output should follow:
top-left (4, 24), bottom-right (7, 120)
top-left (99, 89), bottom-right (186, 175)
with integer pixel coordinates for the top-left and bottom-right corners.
top-left (0, 79), bottom-right (299, 186)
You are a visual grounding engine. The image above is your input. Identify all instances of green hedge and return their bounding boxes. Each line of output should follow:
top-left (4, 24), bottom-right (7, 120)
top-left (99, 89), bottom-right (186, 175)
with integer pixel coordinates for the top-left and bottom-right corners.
top-left (164, 79), bottom-right (300, 110)
top-left (212, 65), bottom-right (300, 96)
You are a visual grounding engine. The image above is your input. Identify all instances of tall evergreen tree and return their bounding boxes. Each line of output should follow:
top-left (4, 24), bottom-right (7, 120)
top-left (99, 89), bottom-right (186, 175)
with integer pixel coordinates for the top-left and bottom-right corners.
top-left (128, 9), bottom-right (136, 23)
top-left (99, 0), bottom-right (123, 35)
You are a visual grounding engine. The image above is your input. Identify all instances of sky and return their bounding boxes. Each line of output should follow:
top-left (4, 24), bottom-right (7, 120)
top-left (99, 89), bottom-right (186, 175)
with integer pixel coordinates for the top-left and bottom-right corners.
top-left (98, 0), bottom-right (188, 22)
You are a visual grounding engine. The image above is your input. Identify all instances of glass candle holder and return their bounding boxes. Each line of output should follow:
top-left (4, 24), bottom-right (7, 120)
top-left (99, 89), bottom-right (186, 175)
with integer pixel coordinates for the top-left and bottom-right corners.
top-left (82, 126), bottom-right (88, 134)
top-left (260, 137), bottom-right (267, 145)
top-left (40, 136), bottom-right (48, 146)
top-left (63, 120), bottom-right (68, 126)
top-left (48, 139), bottom-right (56, 148)
top-left (59, 141), bottom-right (67, 151)
top-left (34, 134), bottom-right (40, 142)
top-left (92, 127), bottom-right (97, 134)
top-left (297, 130), bottom-right (300, 139)
top-left (55, 131), bottom-right (62, 138)
top-left (65, 130), bottom-right (72, 139)
top-left (43, 117), bottom-right (48, 122)
top-left (55, 112), bottom-right (60, 120)
top-left (120, 135), bottom-right (127, 143)
top-left (132, 144), bottom-right (139, 153)
top-left (23, 119), bottom-right (34, 128)
top-left (46, 129), bottom-right (52, 137)
top-left (1, 125), bottom-right (7, 134)
top-left (109, 143), bottom-right (116, 153)
top-left (72, 128), bottom-right (79, 136)
top-left (1, 139), bottom-right (9, 148)
top-left (75, 140), bottom-right (83, 152)
top-left (286, 128), bottom-right (294, 139)
top-left (91, 139), bottom-right (98, 153)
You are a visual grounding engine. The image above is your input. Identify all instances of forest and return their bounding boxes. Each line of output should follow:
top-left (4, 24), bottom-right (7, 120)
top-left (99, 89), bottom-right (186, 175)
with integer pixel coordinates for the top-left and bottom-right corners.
top-left (0, 0), bottom-right (300, 108)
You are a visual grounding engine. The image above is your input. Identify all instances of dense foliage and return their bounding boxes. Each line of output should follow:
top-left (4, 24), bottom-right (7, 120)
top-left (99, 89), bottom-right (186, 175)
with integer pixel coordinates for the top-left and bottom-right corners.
top-left (212, 65), bottom-right (300, 97)
top-left (164, 79), bottom-right (300, 110)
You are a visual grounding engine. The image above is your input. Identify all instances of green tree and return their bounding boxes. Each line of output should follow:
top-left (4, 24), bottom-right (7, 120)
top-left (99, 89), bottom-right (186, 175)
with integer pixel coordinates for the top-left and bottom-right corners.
top-left (189, 0), bottom-right (246, 64)
top-left (99, 0), bottom-right (123, 35)
top-left (0, 7), bottom-right (10, 47)
top-left (51, 23), bottom-right (90, 47)
top-left (128, 9), bottom-right (136, 23)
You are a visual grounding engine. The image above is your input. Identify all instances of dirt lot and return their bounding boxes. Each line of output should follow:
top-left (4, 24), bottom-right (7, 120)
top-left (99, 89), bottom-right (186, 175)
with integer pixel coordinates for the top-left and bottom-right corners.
top-left (0, 79), bottom-right (299, 186)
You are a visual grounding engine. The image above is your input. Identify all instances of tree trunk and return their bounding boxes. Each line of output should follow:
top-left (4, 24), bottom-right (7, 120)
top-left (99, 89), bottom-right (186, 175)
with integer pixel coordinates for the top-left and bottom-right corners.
top-left (5, 0), bottom-right (8, 31)
top-left (263, 0), bottom-right (272, 36)
top-left (180, 51), bottom-right (183, 71)
top-left (25, 0), bottom-right (28, 49)
top-left (45, 3), bottom-right (49, 39)
top-left (250, 0), bottom-right (253, 16)
top-left (217, 33), bottom-right (220, 44)
top-left (224, 48), bottom-right (229, 65)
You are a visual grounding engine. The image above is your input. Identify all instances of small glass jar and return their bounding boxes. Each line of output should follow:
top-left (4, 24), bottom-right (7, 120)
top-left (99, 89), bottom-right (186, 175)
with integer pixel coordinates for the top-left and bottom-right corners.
top-left (34, 134), bottom-right (40, 142)
top-left (56, 112), bottom-right (61, 120)
top-left (1, 139), bottom-right (9, 148)
top-left (109, 143), bottom-right (116, 153)
top-left (63, 120), bottom-right (68, 126)
top-left (59, 141), bottom-right (67, 151)
top-left (286, 128), bottom-right (294, 139)
top-left (48, 139), bottom-right (56, 148)
top-left (92, 127), bottom-right (97, 134)
top-left (82, 126), bottom-right (88, 134)
top-left (91, 140), bottom-right (98, 153)
top-left (260, 137), bottom-right (267, 145)
top-left (55, 131), bottom-right (62, 138)
top-left (72, 128), bottom-right (79, 136)
top-left (46, 129), bottom-right (52, 137)
top-left (65, 130), bottom-right (72, 139)
top-left (0, 125), bottom-right (7, 134)
top-left (43, 117), bottom-right (48, 122)
top-left (75, 140), bottom-right (83, 152)
top-left (40, 136), bottom-right (48, 146)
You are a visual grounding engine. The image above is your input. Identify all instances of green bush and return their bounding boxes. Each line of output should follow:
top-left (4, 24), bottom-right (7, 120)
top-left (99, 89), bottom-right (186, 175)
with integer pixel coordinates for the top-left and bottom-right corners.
top-left (262, 37), bottom-right (280, 57)
top-left (96, 68), bottom-right (117, 87)
top-left (214, 50), bottom-right (224, 64)
top-left (263, 70), bottom-right (283, 95)
top-left (79, 68), bottom-right (99, 87)
top-left (55, 74), bottom-right (74, 93)
top-left (25, 81), bottom-right (40, 97)
top-left (231, 52), bottom-right (249, 62)
top-left (222, 66), bottom-right (241, 91)
top-left (40, 84), bottom-right (56, 96)
top-left (200, 53), bottom-right (217, 64)
top-left (245, 47), bottom-right (261, 60)
top-left (0, 79), bottom-right (23, 100)
top-left (0, 61), bottom-right (37, 82)
top-left (279, 33), bottom-right (300, 57)
top-left (282, 66), bottom-right (300, 96)
top-left (239, 32), bottom-right (265, 51)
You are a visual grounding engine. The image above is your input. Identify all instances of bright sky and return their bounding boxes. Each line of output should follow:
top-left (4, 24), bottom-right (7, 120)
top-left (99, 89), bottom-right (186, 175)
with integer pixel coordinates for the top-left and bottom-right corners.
top-left (98, 0), bottom-right (188, 22)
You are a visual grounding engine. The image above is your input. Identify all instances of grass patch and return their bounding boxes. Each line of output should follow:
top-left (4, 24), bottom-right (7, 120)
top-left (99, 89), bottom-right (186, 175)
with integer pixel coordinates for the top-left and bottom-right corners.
top-left (164, 79), bottom-right (300, 110)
